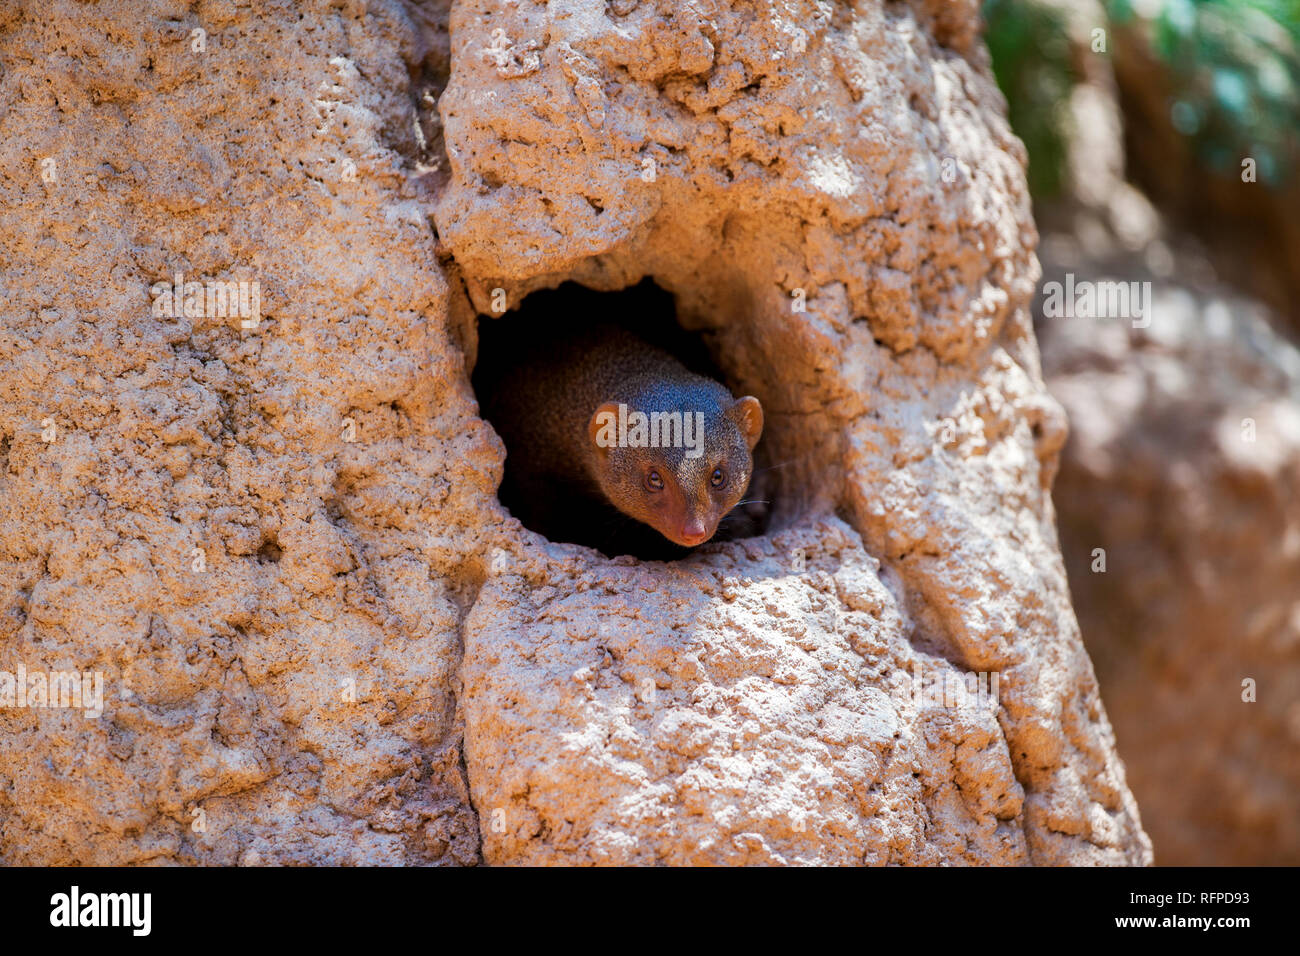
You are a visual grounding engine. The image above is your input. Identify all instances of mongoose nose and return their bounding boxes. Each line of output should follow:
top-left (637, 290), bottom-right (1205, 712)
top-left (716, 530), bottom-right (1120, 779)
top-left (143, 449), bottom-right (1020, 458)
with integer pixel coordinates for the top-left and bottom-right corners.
top-left (678, 519), bottom-right (710, 546)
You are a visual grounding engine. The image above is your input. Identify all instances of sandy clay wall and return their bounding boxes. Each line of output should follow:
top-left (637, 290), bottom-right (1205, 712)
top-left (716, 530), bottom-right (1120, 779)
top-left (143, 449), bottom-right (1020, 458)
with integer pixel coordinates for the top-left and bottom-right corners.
top-left (0, 0), bottom-right (1150, 864)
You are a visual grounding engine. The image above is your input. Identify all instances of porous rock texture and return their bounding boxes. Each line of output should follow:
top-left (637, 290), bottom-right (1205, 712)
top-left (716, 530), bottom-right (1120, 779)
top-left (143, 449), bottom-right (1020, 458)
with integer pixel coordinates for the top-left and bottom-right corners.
top-left (0, 0), bottom-right (1150, 864)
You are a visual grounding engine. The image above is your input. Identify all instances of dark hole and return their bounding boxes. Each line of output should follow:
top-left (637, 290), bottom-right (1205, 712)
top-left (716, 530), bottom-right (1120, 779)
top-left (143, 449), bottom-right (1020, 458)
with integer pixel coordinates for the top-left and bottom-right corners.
top-left (473, 279), bottom-right (771, 559)
top-left (257, 535), bottom-right (283, 564)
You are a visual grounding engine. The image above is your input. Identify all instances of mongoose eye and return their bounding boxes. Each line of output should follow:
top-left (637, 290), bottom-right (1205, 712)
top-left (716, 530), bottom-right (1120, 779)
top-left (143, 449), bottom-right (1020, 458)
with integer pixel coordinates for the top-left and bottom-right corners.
top-left (711, 467), bottom-right (726, 488)
top-left (645, 469), bottom-right (664, 491)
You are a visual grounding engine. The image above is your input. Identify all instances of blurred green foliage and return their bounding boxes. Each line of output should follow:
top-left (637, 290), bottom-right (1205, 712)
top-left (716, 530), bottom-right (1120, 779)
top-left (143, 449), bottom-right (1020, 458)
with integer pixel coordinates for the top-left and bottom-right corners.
top-left (983, 0), bottom-right (1078, 198)
top-left (983, 0), bottom-right (1300, 195)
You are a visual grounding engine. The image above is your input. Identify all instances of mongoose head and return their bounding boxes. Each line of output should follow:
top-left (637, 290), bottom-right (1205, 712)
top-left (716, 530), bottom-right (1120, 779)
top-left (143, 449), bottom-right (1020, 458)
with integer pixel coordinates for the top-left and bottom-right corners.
top-left (587, 395), bottom-right (764, 547)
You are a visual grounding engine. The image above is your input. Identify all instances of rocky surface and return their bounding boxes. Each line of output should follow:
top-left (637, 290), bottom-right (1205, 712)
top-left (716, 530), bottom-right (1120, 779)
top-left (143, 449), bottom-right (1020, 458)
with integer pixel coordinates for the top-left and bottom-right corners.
top-left (0, 0), bottom-right (1149, 865)
top-left (0, 0), bottom-right (480, 865)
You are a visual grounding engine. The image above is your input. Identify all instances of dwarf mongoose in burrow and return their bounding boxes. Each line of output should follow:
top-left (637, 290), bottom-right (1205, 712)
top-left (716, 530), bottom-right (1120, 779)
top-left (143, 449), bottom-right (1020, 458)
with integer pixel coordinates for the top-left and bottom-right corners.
top-left (480, 321), bottom-right (763, 551)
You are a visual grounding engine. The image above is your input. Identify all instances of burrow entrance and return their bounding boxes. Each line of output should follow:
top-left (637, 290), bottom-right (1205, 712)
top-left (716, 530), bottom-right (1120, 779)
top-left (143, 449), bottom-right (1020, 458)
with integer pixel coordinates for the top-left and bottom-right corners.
top-left (471, 280), bottom-right (776, 560)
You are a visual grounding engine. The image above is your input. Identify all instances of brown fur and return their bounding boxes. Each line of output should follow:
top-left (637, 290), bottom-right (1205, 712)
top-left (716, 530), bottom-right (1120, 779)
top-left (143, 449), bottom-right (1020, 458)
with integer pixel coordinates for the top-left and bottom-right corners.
top-left (482, 323), bottom-right (762, 550)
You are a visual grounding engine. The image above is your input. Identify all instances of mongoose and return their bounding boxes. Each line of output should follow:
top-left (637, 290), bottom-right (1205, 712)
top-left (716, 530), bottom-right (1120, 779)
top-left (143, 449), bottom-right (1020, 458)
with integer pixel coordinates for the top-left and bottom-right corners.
top-left (478, 321), bottom-right (763, 553)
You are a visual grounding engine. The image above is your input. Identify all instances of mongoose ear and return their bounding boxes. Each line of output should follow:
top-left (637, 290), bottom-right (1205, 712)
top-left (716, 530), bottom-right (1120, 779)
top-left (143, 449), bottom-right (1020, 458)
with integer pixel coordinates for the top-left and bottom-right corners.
top-left (588, 402), bottom-right (621, 459)
top-left (731, 396), bottom-right (764, 451)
